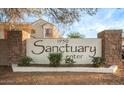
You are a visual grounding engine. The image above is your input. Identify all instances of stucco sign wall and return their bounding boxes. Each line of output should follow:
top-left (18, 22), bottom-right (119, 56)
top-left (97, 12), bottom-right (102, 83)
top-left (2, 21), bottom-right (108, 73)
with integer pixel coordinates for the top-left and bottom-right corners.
top-left (26, 38), bottom-right (101, 64)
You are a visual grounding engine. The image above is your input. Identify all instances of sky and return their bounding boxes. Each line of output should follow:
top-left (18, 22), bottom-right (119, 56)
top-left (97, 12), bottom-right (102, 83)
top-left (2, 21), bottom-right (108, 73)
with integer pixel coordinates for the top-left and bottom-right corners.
top-left (66, 8), bottom-right (124, 38)
top-left (26, 8), bottom-right (124, 38)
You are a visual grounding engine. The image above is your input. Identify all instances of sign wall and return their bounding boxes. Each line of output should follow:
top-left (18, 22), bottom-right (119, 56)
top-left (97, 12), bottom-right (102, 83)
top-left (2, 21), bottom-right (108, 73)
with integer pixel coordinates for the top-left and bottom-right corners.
top-left (26, 38), bottom-right (101, 64)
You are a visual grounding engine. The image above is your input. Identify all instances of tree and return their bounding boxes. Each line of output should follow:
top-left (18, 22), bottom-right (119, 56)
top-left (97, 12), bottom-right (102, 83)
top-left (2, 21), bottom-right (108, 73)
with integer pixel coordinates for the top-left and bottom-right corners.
top-left (67, 32), bottom-right (85, 38)
top-left (0, 8), bottom-right (97, 25)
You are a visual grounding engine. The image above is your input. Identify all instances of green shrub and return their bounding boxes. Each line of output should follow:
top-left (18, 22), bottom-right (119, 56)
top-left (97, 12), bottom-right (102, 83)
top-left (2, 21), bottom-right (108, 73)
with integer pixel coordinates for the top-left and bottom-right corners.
top-left (20, 56), bottom-right (33, 66)
top-left (48, 53), bottom-right (62, 67)
top-left (65, 58), bottom-right (76, 66)
top-left (67, 32), bottom-right (85, 38)
top-left (91, 57), bottom-right (105, 67)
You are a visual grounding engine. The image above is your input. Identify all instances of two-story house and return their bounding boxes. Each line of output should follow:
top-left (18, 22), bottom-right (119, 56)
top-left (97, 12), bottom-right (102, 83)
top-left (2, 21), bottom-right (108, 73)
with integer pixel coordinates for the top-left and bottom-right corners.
top-left (0, 19), bottom-right (61, 65)
top-left (0, 19), bottom-right (61, 39)
top-left (31, 19), bottom-right (61, 39)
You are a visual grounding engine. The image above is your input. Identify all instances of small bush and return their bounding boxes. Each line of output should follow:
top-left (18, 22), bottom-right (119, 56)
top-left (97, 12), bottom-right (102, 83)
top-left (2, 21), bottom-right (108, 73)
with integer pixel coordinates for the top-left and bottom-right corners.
top-left (48, 53), bottom-right (62, 67)
top-left (67, 32), bottom-right (85, 38)
top-left (91, 57), bottom-right (105, 67)
top-left (65, 58), bottom-right (76, 66)
top-left (19, 56), bottom-right (33, 66)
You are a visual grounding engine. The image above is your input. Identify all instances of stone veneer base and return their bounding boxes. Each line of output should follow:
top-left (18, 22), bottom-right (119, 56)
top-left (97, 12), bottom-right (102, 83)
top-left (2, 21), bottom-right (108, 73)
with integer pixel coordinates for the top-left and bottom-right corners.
top-left (12, 64), bottom-right (118, 74)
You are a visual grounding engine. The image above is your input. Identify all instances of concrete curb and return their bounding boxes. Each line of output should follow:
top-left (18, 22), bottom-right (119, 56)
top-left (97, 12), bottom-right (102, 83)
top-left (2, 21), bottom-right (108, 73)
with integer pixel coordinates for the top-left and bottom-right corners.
top-left (12, 64), bottom-right (118, 74)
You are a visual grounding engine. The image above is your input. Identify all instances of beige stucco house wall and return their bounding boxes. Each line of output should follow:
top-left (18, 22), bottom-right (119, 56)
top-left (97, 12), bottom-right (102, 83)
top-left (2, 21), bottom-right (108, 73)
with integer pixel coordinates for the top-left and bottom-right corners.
top-left (31, 19), bottom-right (61, 38)
top-left (122, 33), bottom-right (124, 45)
top-left (0, 29), bottom-right (4, 39)
top-left (0, 23), bottom-right (31, 40)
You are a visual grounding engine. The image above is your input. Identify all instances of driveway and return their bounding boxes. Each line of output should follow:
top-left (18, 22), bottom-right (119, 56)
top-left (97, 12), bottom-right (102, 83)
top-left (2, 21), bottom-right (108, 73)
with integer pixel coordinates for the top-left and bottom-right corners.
top-left (0, 66), bottom-right (124, 85)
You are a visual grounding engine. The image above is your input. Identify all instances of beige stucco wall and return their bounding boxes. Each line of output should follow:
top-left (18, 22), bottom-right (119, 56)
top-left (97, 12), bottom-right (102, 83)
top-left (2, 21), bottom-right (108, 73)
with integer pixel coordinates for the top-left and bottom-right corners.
top-left (52, 25), bottom-right (61, 38)
top-left (0, 26), bottom-right (4, 39)
top-left (22, 30), bottom-right (30, 41)
top-left (0, 30), bottom-right (4, 39)
top-left (31, 20), bottom-right (45, 38)
top-left (122, 33), bottom-right (124, 46)
top-left (31, 19), bottom-right (61, 38)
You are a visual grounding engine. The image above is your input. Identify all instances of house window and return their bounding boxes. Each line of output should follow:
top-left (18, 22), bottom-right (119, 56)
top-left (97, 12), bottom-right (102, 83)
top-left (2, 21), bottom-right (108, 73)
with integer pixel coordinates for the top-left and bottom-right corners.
top-left (31, 29), bottom-right (36, 34)
top-left (45, 28), bottom-right (52, 37)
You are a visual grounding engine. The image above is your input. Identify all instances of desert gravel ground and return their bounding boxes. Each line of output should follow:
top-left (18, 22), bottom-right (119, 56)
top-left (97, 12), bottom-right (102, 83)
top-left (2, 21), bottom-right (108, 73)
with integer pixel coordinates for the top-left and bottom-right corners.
top-left (0, 66), bottom-right (124, 85)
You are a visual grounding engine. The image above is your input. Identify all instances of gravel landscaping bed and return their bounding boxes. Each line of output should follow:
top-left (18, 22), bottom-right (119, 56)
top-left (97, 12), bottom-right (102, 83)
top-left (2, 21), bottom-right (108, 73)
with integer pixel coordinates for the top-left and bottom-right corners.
top-left (0, 66), bottom-right (124, 85)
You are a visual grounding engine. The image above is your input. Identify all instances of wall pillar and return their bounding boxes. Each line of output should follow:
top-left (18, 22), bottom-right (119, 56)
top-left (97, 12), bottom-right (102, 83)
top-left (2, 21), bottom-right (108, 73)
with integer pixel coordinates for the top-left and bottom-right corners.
top-left (7, 31), bottom-right (30, 65)
top-left (7, 31), bottom-right (22, 65)
top-left (98, 30), bottom-right (122, 67)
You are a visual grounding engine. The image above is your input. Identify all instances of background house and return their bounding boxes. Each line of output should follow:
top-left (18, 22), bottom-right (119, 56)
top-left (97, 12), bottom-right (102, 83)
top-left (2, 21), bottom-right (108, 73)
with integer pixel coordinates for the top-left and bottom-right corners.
top-left (0, 23), bottom-right (31, 39)
top-left (0, 19), bottom-right (62, 39)
top-left (0, 20), bottom-right (62, 65)
top-left (31, 19), bottom-right (61, 38)
top-left (0, 23), bottom-right (32, 65)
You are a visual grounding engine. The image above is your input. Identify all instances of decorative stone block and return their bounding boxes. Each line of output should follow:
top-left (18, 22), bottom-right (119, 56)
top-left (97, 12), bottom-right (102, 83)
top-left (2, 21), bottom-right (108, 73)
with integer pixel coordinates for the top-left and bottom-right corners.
top-left (98, 30), bottom-right (122, 68)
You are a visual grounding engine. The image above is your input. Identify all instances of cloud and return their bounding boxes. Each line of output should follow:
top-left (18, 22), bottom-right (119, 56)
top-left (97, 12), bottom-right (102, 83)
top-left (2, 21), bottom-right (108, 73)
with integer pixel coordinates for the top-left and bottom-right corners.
top-left (65, 9), bottom-right (124, 38)
top-left (79, 9), bottom-right (124, 32)
top-left (103, 9), bottom-right (116, 20)
top-left (78, 20), bottom-right (124, 34)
